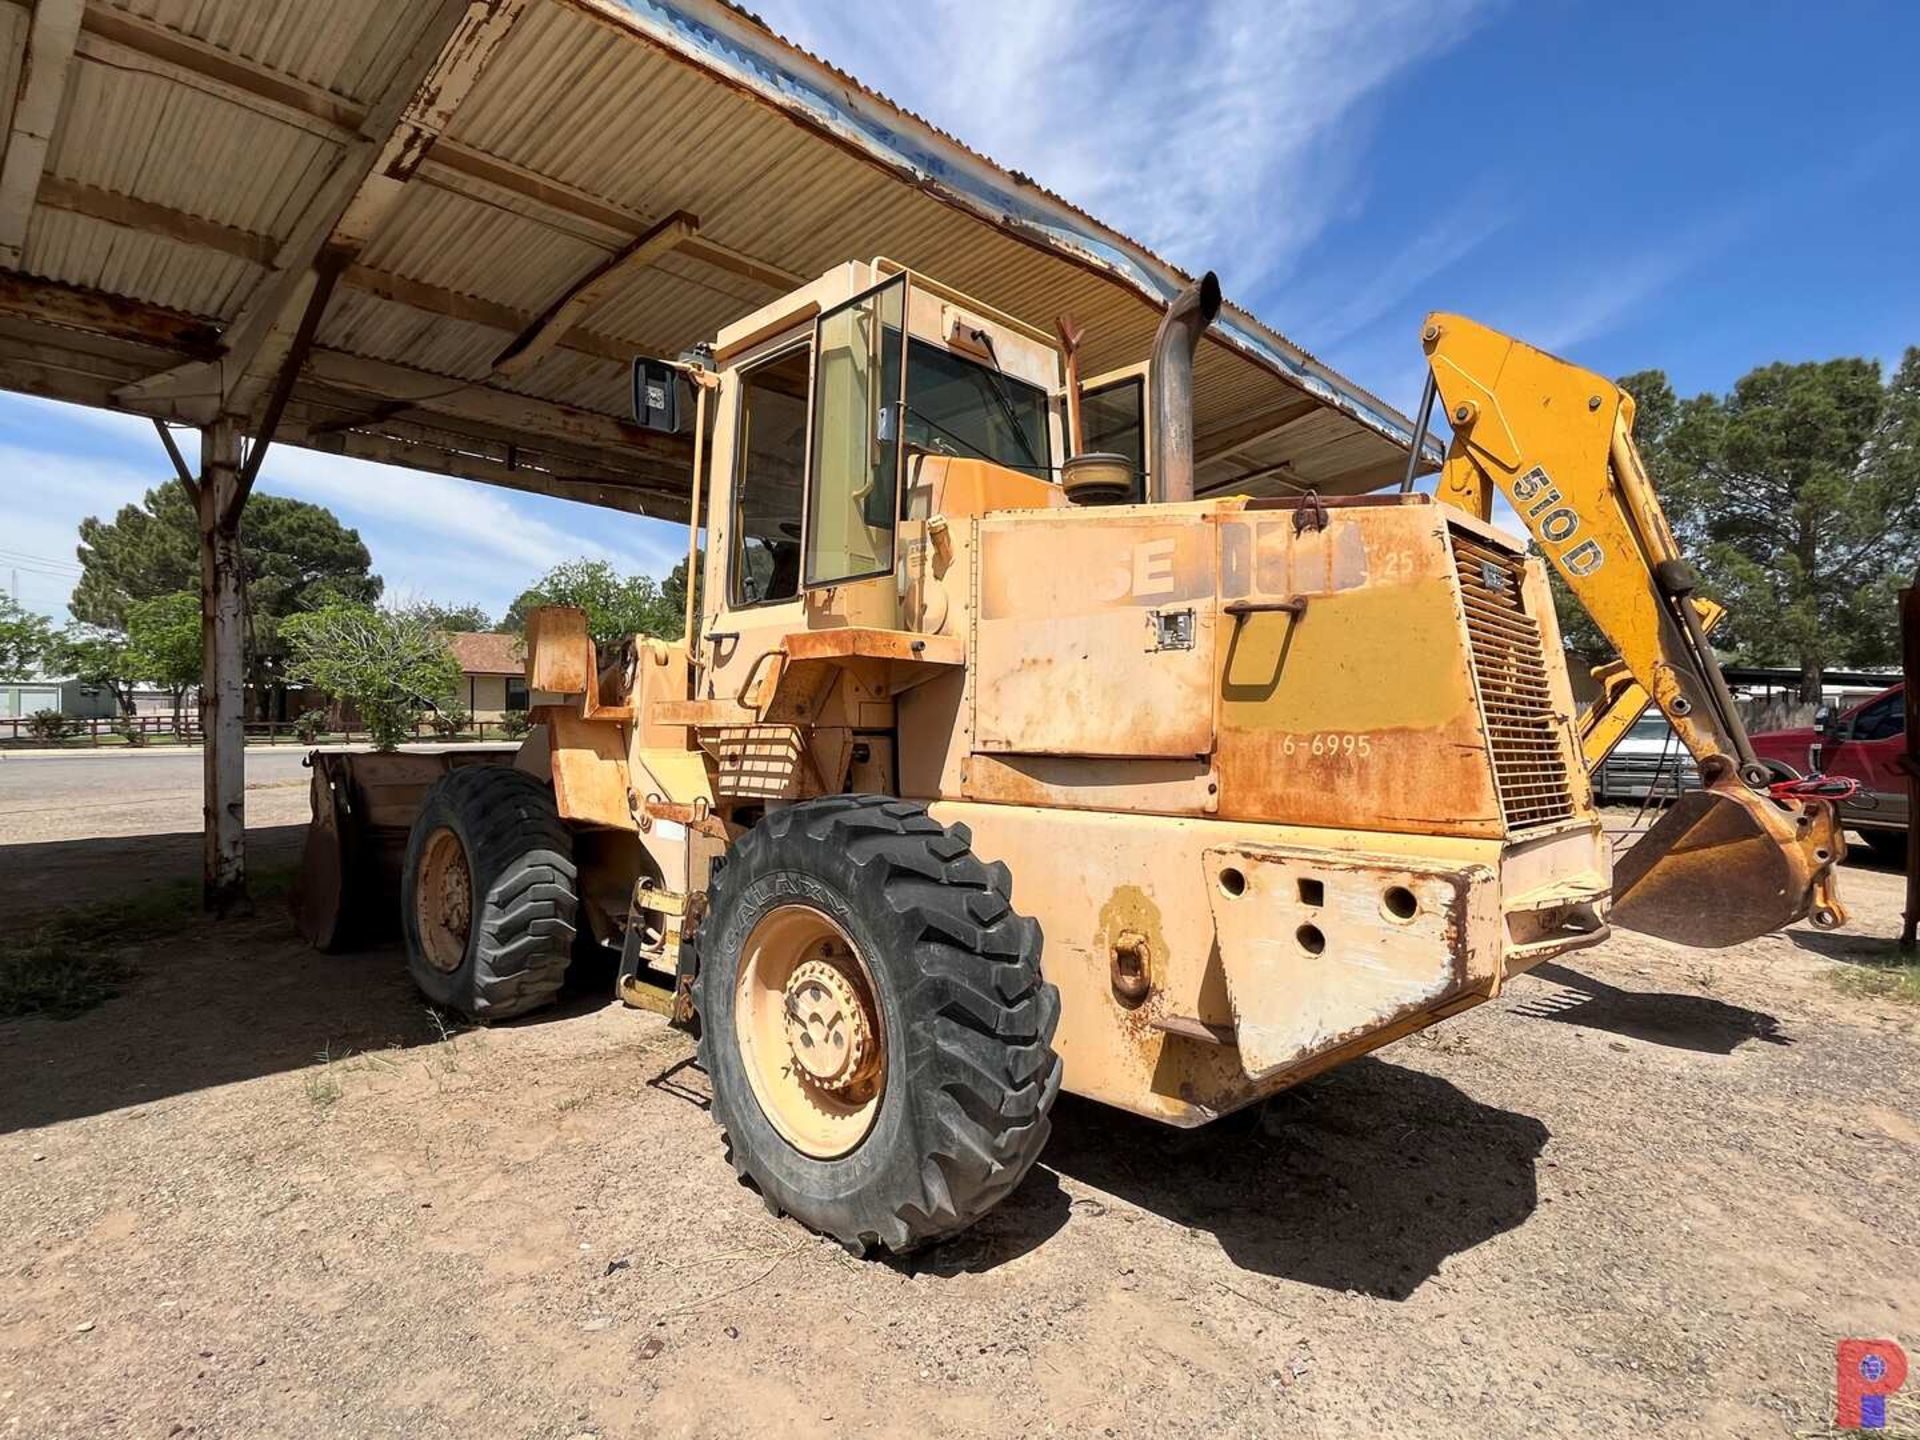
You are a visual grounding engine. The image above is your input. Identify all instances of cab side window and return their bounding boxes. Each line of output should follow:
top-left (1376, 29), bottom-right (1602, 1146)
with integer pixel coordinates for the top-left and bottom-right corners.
top-left (730, 345), bottom-right (812, 606)
top-left (1850, 691), bottom-right (1905, 741)
top-left (806, 276), bottom-right (905, 587)
top-left (1082, 377), bottom-right (1146, 501)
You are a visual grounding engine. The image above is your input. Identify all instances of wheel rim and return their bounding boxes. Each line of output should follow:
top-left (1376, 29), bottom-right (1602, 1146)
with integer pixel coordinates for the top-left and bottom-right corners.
top-left (415, 826), bottom-right (473, 974)
top-left (733, 903), bottom-right (885, 1159)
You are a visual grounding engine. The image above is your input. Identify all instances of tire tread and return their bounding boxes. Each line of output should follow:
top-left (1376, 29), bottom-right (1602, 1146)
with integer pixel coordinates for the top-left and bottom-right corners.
top-left (695, 795), bottom-right (1060, 1253)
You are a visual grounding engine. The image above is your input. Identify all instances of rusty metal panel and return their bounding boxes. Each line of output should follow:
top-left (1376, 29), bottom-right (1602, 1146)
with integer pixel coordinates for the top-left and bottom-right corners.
top-left (973, 514), bottom-right (1217, 759)
top-left (686, 721), bottom-right (851, 802)
top-left (781, 626), bottom-right (964, 666)
top-left (1201, 843), bottom-right (1497, 1083)
top-left (289, 755), bottom-right (351, 951)
top-left (961, 753), bottom-right (1219, 815)
top-left (543, 706), bottom-right (633, 827)
top-left (923, 798), bottom-right (1525, 1126)
top-left (525, 604), bottom-right (592, 693)
top-left (1211, 503), bottom-right (1507, 838)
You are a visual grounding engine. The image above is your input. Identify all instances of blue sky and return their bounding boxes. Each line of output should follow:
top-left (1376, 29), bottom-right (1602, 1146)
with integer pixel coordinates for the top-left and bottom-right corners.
top-left (5, 0), bottom-right (1916, 623)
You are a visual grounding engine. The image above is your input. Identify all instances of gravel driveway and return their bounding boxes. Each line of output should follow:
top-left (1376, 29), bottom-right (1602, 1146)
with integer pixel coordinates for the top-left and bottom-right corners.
top-left (1, 774), bottom-right (1914, 1438)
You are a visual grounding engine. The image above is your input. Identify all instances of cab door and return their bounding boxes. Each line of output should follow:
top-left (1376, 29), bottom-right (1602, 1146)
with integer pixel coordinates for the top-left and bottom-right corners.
top-left (701, 336), bottom-right (813, 711)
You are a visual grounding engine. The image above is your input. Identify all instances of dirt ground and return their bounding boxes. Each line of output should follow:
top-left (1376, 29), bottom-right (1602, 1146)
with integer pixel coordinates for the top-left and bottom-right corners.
top-left (2, 770), bottom-right (1916, 1438)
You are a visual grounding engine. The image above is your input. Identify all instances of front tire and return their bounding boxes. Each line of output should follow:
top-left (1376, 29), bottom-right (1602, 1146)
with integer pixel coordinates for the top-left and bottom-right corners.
top-left (694, 796), bottom-right (1061, 1254)
top-left (401, 766), bottom-right (578, 1020)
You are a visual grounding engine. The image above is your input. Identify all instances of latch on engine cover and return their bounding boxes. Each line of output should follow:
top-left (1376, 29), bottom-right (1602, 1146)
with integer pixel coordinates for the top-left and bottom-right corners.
top-left (1146, 607), bottom-right (1196, 651)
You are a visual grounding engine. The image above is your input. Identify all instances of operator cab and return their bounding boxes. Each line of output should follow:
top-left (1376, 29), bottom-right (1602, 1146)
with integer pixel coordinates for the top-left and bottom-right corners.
top-left (679, 261), bottom-right (1107, 697)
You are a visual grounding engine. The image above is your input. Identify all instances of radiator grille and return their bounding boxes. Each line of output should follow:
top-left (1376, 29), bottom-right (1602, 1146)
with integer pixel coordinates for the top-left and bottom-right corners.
top-left (1450, 530), bottom-right (1577, 830)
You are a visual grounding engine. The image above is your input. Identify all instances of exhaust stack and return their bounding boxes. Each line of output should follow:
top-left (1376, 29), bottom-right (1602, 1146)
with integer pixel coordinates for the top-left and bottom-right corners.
top-left (1149, 271), bottom-right (1222, 503)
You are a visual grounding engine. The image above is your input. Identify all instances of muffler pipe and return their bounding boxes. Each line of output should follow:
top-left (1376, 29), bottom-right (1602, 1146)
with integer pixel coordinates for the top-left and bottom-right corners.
top-left (1150, 270), bottom-right (1222, 503)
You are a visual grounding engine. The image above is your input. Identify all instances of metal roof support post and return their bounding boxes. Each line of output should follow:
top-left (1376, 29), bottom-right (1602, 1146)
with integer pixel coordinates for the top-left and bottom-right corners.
top-left (196, 416), bottom-right (248, 915)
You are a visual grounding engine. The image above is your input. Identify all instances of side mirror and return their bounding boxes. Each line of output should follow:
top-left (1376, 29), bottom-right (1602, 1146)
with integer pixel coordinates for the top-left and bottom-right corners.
top-left (631, 357), bottom-right (682, 432)
top-left (1813, 705), bottom-right (1835, 738)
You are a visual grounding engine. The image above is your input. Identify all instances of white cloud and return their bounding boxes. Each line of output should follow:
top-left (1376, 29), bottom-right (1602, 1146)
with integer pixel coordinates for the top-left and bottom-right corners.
top-left (0, 442), bottom-right (163, 617)
top-left (758, 0), bottom-right (1495, 285)
top-left (1291, 195), bottom-right (1513, 354)
top-left (252, 445), bottom-right (684, 581)
top-left (0, 395), bottom-right (688, 624)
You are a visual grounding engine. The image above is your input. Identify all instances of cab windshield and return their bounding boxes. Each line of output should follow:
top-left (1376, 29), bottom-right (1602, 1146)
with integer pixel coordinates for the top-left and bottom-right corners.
top-left (902, 338), bottom-right (1050, 479)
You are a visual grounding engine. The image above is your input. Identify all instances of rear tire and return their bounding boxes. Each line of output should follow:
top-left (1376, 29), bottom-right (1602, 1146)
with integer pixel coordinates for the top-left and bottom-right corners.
top-left (401, 766), bottom-right (578, 1021)
top-left (694, 796), bottom-right (1061, 1254)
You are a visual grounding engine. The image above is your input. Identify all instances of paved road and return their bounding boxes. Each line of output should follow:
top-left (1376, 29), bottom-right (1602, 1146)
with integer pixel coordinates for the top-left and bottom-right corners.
top-left (0, 743), bottom-right (504, 917)
top-left (0, 742), bottom-right (512, 815)
top-left (0, 743), bottom-right (506, 852)
top-left (0, 749), bottom-right (319, 918)
top-left (0, 746), bottom-right (314, 812)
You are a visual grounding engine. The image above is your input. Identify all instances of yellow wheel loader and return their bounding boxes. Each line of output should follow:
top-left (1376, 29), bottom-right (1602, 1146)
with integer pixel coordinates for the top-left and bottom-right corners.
top-left (293, 259), bottom-right (1845, 1254)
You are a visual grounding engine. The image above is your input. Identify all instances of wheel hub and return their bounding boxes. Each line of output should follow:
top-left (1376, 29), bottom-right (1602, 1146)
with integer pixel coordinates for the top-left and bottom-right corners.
top-left (437, 852), bottom-right (471, 936)
top-left (782, 958), bottom-right (875, 1093)
top-left (733, 904), bottom-right (887, 1159)
top-left (415, 827), bottom-right (474, 974)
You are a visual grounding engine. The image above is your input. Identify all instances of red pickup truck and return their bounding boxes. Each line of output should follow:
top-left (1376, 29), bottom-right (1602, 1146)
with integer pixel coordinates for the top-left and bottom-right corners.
top-left (1749, 682), bottom-right (1908, 864)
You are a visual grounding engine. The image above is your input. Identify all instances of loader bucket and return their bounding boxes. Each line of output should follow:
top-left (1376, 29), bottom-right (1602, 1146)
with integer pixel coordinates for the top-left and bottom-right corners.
top-left (289, 753), bottom-right (353, 950)
top-left (289, 748), bottom-right (520, 951)
top-left (1610, 784), bottom-right (1844, 948)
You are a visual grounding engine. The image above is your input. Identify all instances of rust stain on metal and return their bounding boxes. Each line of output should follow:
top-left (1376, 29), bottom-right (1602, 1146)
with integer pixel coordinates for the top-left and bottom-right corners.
top-left (1096, 885), bottom-right (1169, 1037)
top-left (525, 605), bottom-right (594, 694)
top-left (1202, 843), bottom-right (1490, 1083)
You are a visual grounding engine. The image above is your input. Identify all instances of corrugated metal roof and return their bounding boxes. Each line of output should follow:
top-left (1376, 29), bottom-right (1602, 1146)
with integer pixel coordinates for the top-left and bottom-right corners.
top-left (0, 0), bottom-right (1427, 518)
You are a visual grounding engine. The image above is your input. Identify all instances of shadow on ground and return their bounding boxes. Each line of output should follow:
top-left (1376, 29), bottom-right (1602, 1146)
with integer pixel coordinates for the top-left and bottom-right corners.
top-left (0, 825), bottom-right (308, 928)
top-left (0, 825), bottom-right (606, 1135)
top-left (895, 1167), bottom-right (1074, 1277)
top-left (1787, 926), bottom-right (1910, 965)
top-left (1508, 961), bottom-right (1788, 1053)
top-left (1036, 1059), bottom-right (1546, 1298)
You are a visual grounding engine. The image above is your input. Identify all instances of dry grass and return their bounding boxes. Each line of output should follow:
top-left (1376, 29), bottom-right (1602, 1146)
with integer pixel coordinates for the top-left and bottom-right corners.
top-left (0, 883), bottom-right (191, 1019)
top-left (303, 1044), bottom-right (345, 1107)
top-left (0, 870), bottom-right (291, 1021)
top-left (1827, 950), bottom-right (1920, 1007)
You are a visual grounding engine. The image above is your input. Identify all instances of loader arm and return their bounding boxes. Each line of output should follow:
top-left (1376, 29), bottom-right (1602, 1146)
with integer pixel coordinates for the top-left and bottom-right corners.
top-left (1420, 313), bottom-right (1846, 945)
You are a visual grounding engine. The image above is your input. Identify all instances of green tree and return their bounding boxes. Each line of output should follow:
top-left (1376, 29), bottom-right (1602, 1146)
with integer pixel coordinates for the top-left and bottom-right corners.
top-left (73, 484), bottom-right (382, 715)
top-left (1662, 350), bottom-right (1920, 699)
top-left (501, 560), bottom-right (678, 647)
top-left (71, 484), bottom-right (197, 629)
top-left (283, 603), bottom-right (459, 752)
top-left (1544, 358), bottom-right (1920, 699)
top-left (411, 600), bottom-right (492, 633)
top-left (0, 594), bottom-right (56, 681)
top-left (661, 552), bottom-right (702, 638)
top-left (125, 591), bottom-right (202, 731)
top-left (52, 627), bottom-right (138, 715)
